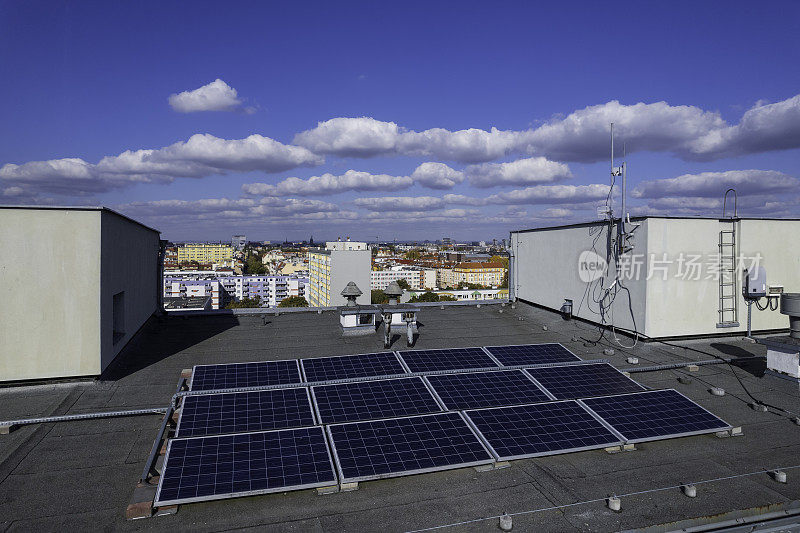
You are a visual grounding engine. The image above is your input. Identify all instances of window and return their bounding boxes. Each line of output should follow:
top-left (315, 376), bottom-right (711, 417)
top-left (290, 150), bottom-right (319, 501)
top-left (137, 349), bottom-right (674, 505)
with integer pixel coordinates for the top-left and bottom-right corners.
top-left (113, 291), bottom-right (125, 344)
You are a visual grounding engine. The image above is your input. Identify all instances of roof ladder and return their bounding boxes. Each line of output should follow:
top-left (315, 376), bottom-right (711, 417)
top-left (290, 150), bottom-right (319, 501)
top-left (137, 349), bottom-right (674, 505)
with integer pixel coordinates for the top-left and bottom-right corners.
top-left (716, 194), bottom-right (739, 328)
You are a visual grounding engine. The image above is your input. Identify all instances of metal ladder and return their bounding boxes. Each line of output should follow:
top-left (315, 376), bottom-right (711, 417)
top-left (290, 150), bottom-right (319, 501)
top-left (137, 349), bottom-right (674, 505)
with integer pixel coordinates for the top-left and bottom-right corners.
top-left (717, 189), bottom-right (739, 328)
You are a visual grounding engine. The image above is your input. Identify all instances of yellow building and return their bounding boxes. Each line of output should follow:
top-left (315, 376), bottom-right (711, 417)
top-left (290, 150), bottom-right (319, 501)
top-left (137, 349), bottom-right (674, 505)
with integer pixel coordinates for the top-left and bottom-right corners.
top-left (307, 251), bottom-right (332, 306)
top-left (177, 243), bottom-right (234, 264)
top-left (451, 261), bottom-right (506, 287)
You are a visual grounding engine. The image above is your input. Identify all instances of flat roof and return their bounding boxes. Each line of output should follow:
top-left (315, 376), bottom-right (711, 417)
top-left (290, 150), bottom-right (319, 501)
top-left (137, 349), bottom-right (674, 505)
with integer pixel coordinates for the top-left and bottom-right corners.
top-left (0, 205), bottom-right (161, 234)
top-left (1, 303), bottom-right (798, 530)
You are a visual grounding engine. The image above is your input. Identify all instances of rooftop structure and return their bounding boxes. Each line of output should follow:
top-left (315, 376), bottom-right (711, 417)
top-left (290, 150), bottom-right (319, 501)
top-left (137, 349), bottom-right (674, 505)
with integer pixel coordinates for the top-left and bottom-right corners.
top-left (2, 303), bottom-right (798, 530)
top-left (0, 206), bottom-right (161, 382)
top-left (307, 243), bottom-right (371, 307)
top-left (510, 216), bottom-right (800, 339)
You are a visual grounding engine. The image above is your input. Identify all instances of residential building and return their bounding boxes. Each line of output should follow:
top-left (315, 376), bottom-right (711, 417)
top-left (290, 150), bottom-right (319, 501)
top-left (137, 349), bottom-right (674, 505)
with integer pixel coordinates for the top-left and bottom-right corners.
top-left (371, 269), bottom-right (423, 290)
top-left (177, 243), bottom-right (234, 264)
top-left (232, 235), bottom-right (247, 250)
top-left (421, 268), bottom-right (437, 290)
top-left (0, 206), bottom-right (160, 381)
top-left (308, 241), bottom-right (371, 306)
top-left (407, 288), bottom-right (509, 301)
top-left (163, 245), bottom-right (178, 270)
top-left (163, 273), bottom-right (308, 309)
top-left (450, 261), bottom-right (505, 287)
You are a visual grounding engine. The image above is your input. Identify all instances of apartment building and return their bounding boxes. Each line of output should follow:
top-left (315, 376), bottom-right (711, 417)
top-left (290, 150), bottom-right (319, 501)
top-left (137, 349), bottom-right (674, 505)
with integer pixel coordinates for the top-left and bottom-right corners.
top-left (371, 268), bottom-right (423, 290)
top-left (308, 241), bottom-right (371, 306)
top-left (163, 245), bottom-right (178, 270)
top-left (164, 273), bottom-right (308, 309)
top-left (177, 243), bottom-right (234, 264)
top-left (452, 261), bottom-right (505, 286)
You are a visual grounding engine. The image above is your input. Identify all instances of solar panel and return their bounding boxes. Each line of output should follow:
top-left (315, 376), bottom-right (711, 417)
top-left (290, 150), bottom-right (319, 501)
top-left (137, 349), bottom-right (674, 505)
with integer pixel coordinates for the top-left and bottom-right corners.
top-left (175, 388), bottom-right (316, 438)
top-left (190, 359), bottom-right (302, 391)
top-left (484, 344), bottom-right (581, 366)
top-left (311, 377), bottom-right (442, 424)
top-left (464, 401), bottom-right (623, 461)
top-left (301, 352), bottom-right (406, 383)
top-left (525, 362), bottom-right (645, 400)
top-left (397, 347), bottom-right (499, 373)
top-left (425, 370), bottom-right (551, 410)
top-left (327, 412), bottom-right (493, 483)
top-left (580, 389), bottom-right (731, 443)
top-left (154, 427), bottom-right (337, 506)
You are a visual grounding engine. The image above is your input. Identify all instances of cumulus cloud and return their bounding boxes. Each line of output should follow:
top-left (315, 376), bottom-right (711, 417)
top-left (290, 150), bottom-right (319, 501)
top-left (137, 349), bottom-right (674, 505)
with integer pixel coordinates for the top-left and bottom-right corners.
top-left (466, 157), bottom-right (572, 187)
top-left (354, 196), bottom-right (446, 212)
top-left (242, 170), bottom-right (413, 197)
top-left (632, 170), bottom-right (799, 198)
top-left (293, 93), bottom-right (800, 163)
top-left (485, 184), bottom-right (611, 205)
top-left (410, 162), bottom-right (464, 189)
top-left (688, 96), bottom-right (800, 159)
top-left (118, 196), bottom-right (341, 219)
top-left (1, 134), bottom-right (322, 198)
top-left (168, 79), bottom-right (251, 113)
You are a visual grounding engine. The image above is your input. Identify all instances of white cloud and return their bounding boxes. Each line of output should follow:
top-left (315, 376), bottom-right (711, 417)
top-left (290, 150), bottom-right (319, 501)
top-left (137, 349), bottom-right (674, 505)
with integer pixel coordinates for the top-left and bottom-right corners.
top-left (168, 79), bottom-right (250, 113)
top-left (632, 170), bottom-right (799, 198)
top-left (466, 157), bottom-right (572, 187)
top-left (293, 117), bottom-right (400, 158)
top-left (486, 184), bottom-right (611, 205)
top-left (688, 95), bottom-right (800, 159)
top-left (410, 162), bottom-right (464, 189)
top-left (354, 196), bottom-right (446, 212)
top-left (293, 93), bottom-right (800, 163)
top-left (242, 170), bottom-right (412, 197)
top-left (1, 134), bottom-right (322, 198)
top-left (118, 196), bottom-right (342, 219)
top-left (442, 194), bottom-right (489, 206)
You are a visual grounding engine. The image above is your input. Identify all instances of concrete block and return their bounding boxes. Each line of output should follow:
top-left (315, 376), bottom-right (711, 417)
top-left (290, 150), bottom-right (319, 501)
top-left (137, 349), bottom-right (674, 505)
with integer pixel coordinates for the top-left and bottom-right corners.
top-left (0, 424), bottom-right (16, 434)
top-left (154, 504), bottom-right (178, 516)
top-left (316, 485), bottom-right (340, 495)
top-left (339, 482), bottom-right (359, 492)
top-left (687, 364), bottom-right (700, 372)
top-left (125, 482), bottom-right (156, 520)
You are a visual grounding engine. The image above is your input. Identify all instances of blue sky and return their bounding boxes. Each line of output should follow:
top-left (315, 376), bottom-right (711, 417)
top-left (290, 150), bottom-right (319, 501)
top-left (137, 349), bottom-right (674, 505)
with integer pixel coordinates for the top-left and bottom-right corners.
top-left (1, 1), bottom-right (799, 242)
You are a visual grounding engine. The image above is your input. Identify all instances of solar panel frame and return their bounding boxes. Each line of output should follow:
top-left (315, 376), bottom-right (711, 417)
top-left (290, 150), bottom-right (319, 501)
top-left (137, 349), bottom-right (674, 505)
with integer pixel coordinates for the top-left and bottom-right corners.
top-left (326, 412), bottom-right (495, 484)
top-left (153, 426), bottom-right (338, 506)
top-left (483, 343), bottom-right (582, 367)
top-left (423, 370), bottom-right (553, 410)
top-left (579, 389), bottom-right (733, 444)
top-left (396, 347), bottom-right (500, 373)
top-left (524, 362), bottom-right (646, 400)
top-left (309, 376), bottom-right (444, 424)
top-left (174, 387), bottom-right (317, 438)
top-left (189, 358), bottom-right (302, 391)
top-left (299, 352), bottom-right (408, 383)
top-left (463, 400), bottom-right (625, 461)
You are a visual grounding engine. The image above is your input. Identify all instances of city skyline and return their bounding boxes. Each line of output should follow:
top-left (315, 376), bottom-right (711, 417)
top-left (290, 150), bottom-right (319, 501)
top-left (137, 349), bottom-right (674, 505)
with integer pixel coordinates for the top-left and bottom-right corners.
top-left (1, 1), bottom-right (799, 241)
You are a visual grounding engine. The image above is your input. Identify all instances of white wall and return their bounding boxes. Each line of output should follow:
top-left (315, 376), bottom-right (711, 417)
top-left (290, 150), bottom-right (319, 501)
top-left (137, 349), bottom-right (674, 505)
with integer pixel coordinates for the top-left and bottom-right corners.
top-left (0, 209), bottom-right (101, 380)
top-left (329, 249), bottom-right (371, 306)
top-left (512, 217), bottom-right (800, 339)
top-left (511, 220), bottom-right (647, 333)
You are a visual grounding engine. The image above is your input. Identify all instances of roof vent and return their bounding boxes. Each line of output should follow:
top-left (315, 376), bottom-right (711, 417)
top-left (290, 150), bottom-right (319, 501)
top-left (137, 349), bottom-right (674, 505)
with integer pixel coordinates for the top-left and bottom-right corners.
top-left (384, 281), bottom-right (403, 305)
top-left (340, 282), bottom-right (363, 307)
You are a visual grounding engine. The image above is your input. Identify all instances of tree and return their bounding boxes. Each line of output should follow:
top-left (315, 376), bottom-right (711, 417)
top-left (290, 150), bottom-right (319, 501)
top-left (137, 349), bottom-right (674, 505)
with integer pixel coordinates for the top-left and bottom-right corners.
top-left (244, 252), bottom-right (266, 275)
top-left (410, 291), bottom-right (440, 303)
top-left (438, 294), bottom-right (458, 302)
top-left (500, 270), bottom-right (509, 289)
top-left (489, 255), bottom-right (509, 268)
top-left (278, 296), bottom-right (308, 307)
top-left (396, 278), bottom-right (410, 290)
top-left (404, 249), bottom-right (421, 261)
top-left (371, 290), bottom-right (389, 304)
top-left (226, 296), bottom-right (262, 309)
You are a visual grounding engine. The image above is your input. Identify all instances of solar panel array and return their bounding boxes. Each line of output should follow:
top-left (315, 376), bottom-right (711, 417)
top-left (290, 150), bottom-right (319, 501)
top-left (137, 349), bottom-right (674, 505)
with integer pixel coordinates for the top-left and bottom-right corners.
top-left (484, 344), bottom-right (581, 366)
top-left (175, 388), bottom-right (315, 438)
top-left (301, 352), bottom-right (406, 383)
top-left (425, 370), bottom-right (552, 410)
top-left (159, 345), bottom-right (732, 506)
top-left (526, 362), bottom-right (646, 400)
top-left (397, 347), bottom-right (499, 372)
top-left (190, 360), bottom-right (302, 391)
top-left (311, 377), bottom-right (442, 424)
